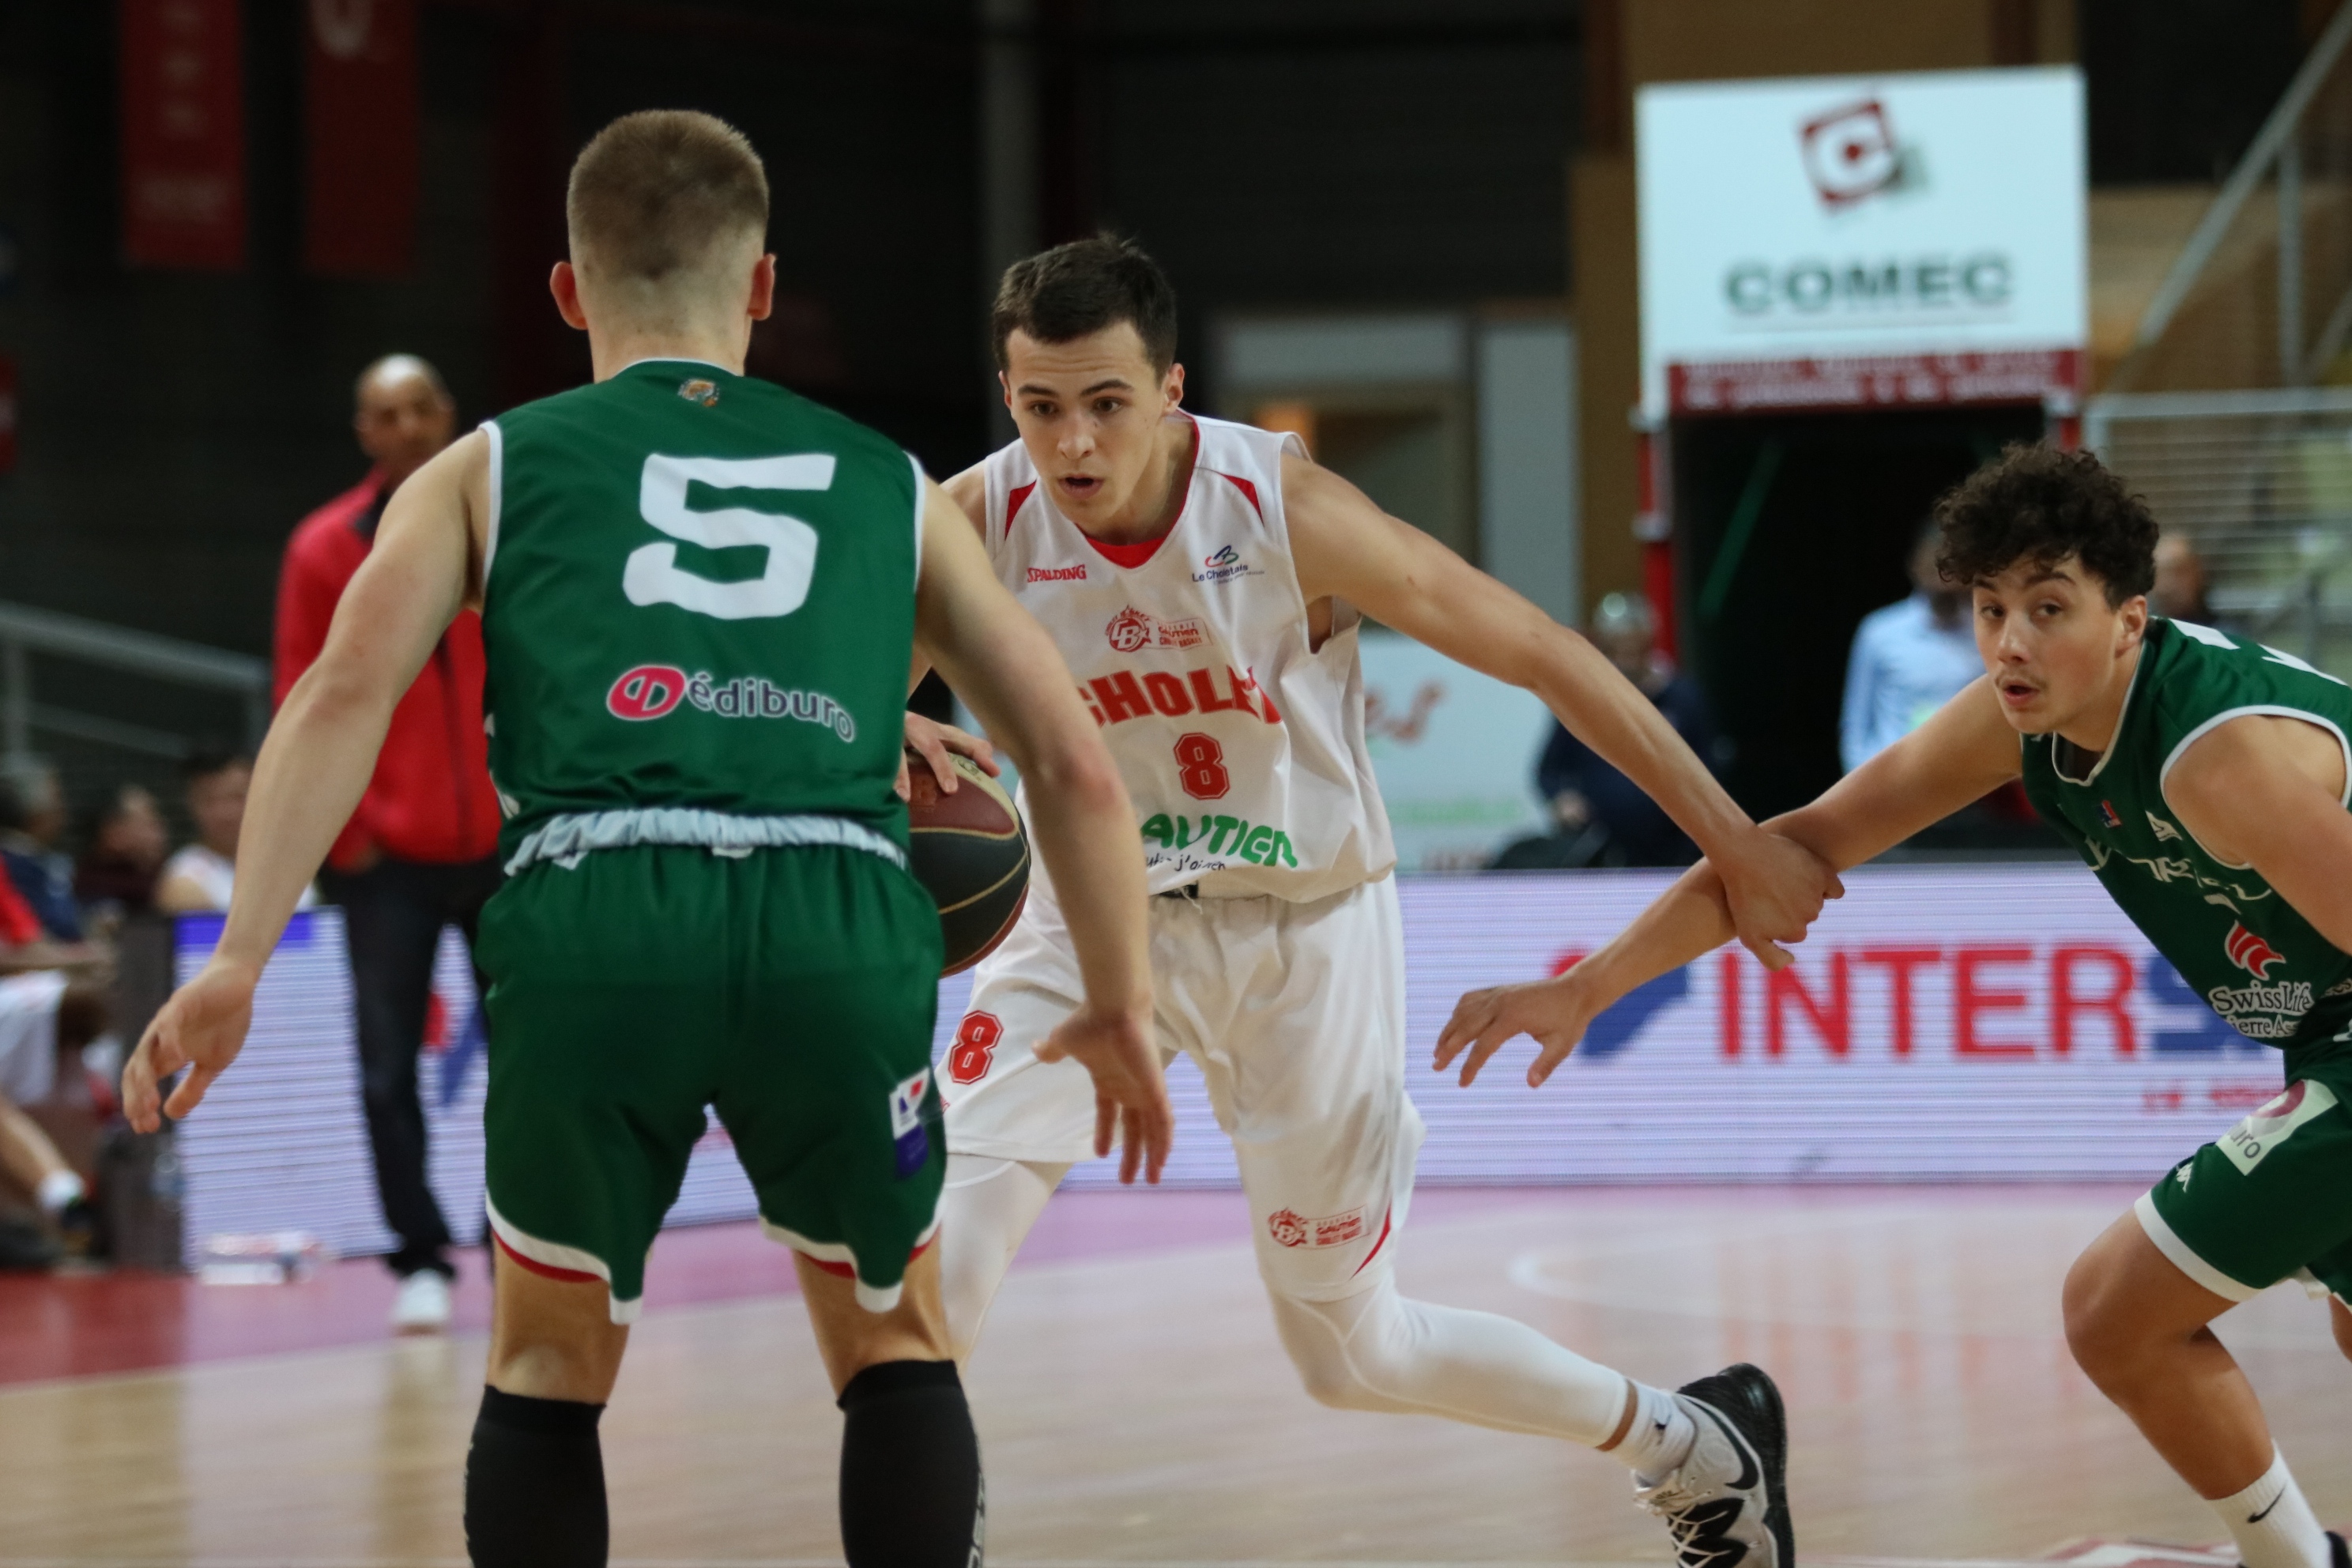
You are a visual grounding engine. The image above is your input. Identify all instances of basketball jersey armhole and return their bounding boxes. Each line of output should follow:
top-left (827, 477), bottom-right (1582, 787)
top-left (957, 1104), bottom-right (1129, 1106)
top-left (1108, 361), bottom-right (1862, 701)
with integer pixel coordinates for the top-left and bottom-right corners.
top-left (2158, 703), bottom-right (2352, 869)
top-left (906, 450), bottom-right (925, 592)
top-left (479, 419), bottom-right (505, 590)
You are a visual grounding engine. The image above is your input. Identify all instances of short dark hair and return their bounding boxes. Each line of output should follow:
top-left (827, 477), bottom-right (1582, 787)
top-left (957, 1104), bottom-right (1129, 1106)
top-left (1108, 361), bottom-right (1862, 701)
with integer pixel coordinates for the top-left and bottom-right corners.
top-left (567, 110), bottom-right (767, 288)
top-left (180, 747), bottom-right (251, 784)
top-left (991, 234), bottom-right (1179, 373)
top-left (1935, 443), bottom-right (2158, 607)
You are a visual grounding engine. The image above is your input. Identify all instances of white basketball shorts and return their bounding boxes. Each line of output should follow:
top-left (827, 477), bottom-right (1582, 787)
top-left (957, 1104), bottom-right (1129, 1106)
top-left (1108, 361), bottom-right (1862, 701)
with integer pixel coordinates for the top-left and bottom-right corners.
top-left (940, 875), bottom-right (1423, 1302)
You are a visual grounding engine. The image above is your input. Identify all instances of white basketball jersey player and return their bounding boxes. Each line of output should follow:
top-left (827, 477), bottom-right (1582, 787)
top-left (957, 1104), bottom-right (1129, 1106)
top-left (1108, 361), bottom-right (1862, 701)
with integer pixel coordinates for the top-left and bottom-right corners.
top-left (947, 413), bottom-right (1421, 1302)
top-left (978, 413), bottom-right (1394, 902)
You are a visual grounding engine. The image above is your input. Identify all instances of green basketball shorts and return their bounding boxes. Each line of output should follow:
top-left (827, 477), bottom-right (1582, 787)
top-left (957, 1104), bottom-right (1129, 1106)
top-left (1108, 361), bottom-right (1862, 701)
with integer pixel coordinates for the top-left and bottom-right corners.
top-left (473, 842), bottom-right (945, 1323)
top-left (2139, 1072), bottom-right (2352, 1307)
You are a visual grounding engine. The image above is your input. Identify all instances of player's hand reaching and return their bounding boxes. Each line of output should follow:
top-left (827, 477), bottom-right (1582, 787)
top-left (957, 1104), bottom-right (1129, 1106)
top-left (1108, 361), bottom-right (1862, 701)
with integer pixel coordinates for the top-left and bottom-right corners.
top-left (1434, 972), bottom-right (1598, 1089)
top-left (1712, 826), bottom-right (1842, 971)
top-left (121, 956), bottom-right (262, 1133)
top-left (898, 711), bottom-right (999, 803)
top-left (1035, 1001), bottom-right (1171, 1185)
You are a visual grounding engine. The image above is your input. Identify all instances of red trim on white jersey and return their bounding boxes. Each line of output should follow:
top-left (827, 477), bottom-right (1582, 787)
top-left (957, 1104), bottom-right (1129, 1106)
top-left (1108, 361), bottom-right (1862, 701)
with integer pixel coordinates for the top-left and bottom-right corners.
top-left (1214, 470), bottom-right (1265, 520)
top-left (1004, 481), bottom-right (1036, 541)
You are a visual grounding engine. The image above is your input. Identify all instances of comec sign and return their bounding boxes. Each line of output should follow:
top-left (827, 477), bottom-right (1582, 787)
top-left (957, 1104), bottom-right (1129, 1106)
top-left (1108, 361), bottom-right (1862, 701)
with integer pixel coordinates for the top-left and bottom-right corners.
top-left (1638, 68), bottom-right (2087, 417)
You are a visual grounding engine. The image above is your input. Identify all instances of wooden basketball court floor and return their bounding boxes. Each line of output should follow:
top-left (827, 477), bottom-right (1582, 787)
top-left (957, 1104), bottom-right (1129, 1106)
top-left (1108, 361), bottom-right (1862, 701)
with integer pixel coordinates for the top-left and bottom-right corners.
top-left (2, 1185), bottom-right (2345, 1566)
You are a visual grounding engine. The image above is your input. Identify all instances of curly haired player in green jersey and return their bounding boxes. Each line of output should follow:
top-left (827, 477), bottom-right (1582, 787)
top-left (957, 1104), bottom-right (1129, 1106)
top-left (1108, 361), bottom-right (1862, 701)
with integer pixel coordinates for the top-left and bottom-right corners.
top-left (1438, 443), bottom-right (2351, 1568)
top-left (119, 110), bottom-right (1172, 1568)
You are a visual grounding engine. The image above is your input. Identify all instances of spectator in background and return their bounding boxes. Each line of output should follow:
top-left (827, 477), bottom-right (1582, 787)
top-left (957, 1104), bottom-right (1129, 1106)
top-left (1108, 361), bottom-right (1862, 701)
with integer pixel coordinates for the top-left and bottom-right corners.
top-left (2150, 531), bottom-right (2241, 631)
top-left (276, 353), bottom-right (501, 1335)
top-left (156, 751), bottom-right (316, 914)
top-left (1839, 518), bottom-right (1981, 773)
top-left (75, 784), bottom-right (169, 927)
top-left (0, 865), bottom-right (109, 1268)
top-left (1498, 592), bottom-right (1717, 869)
top-left (0, 969), bottom-right (106, 1266)
top-left (0, 760), bottom-right (83, 942)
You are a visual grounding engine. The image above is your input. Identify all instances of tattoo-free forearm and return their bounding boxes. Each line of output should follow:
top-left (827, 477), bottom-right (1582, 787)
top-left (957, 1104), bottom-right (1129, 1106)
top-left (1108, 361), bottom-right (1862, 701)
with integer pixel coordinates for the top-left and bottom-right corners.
top-left (214, 661), bottom-right (401, 971)
top-left (1016, 737), bottom-right (1152, 1017)
top-left (1571, 862), bottom-right (1740, 1011)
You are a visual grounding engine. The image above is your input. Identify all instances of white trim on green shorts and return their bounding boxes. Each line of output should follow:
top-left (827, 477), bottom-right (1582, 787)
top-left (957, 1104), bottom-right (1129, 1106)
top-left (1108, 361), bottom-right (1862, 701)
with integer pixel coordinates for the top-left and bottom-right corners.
top-left (2134, 1190), bottom-right (2263, 1302)
top-left (486, 1195), bottom-right (644, 1325)
top-left (760, 1216), bottom-right (942, 1314)
top-left (505, 807), bottom-right (907, 876)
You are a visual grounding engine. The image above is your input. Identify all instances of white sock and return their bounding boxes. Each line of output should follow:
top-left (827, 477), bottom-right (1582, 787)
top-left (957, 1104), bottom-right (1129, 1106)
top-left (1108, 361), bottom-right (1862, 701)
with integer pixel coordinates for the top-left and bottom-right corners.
top-left (2211, 1449), bottom-right (2331, 1568)
top-left (1268, 1279), bottom-right (1634, 1445)
top-left (36, 1170), bottom-right (84, 1216)
top-left (1611, 1381), bottom-right (1700, 1482)
top-left (937, 1155), bottom-right (1065, 1361)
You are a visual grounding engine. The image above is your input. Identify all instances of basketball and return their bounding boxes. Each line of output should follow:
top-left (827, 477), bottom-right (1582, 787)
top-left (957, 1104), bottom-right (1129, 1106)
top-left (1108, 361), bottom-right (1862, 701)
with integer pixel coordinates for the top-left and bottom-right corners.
top-left (906, 752), bottom-right (1031, 975)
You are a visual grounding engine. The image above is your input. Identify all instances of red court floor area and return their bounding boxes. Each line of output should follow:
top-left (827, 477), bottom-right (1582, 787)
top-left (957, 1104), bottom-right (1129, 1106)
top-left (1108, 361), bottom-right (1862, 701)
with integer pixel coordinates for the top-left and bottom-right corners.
top-left (0, 1186), bottom-right (1289, 1385)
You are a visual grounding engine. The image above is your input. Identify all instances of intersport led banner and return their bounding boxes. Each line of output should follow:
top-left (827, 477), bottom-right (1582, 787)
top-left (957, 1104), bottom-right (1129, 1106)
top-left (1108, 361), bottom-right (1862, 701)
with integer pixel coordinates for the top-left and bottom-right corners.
top-left (173, 866), bottom-right (2287, 1257)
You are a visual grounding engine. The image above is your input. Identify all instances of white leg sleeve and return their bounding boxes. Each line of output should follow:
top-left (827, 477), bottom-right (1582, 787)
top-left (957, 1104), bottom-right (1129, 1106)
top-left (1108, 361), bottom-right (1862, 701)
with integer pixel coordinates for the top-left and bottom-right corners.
top-left (1268, 1278), bottom-right (1631, 1446)
top-left (937, 1154), bottom-right (1068, 1361)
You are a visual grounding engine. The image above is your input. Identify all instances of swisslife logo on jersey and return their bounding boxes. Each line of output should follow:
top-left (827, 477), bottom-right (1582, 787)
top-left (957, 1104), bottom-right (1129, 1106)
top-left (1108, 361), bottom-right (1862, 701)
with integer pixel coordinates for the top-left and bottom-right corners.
top-left (2210, 921), bottom-right (2312, 1039)
top-left (2224, 921), bottom-right (2286, 980)
top-left (605, 663), bottom-right (857, 741)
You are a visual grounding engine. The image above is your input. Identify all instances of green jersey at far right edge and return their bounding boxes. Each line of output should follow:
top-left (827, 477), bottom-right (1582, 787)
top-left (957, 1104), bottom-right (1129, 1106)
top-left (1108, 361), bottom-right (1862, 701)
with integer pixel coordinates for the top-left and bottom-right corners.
top-left (2023, 615), bottom-right (2352, 1302)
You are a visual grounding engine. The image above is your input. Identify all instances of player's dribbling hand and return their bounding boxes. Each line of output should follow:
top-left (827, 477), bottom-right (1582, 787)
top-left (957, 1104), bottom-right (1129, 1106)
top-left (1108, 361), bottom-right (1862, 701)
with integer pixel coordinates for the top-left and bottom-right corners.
top-left (898, 712), bottom-right (999, 803)
top-left (1434, 974), bottom-right (1596, 1089)
top-left (1714, 827), bottom-right (1842, 971)
top-left (1035, 1001), bottom-right (1171, 1185)
top-left (121, 957), bottom-right (261, 1133)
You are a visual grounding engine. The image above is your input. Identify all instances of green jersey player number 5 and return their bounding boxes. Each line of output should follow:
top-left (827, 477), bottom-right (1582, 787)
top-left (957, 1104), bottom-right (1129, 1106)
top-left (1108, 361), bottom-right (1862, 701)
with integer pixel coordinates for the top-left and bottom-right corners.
top-left (625, 453), bottom-right (830, 621)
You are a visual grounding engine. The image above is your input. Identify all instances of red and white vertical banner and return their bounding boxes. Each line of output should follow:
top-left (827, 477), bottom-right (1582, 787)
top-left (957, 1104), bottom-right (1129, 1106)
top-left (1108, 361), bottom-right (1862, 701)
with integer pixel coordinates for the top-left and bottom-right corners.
top-left (120, 0), bottom-right (247, 270)
top-left (0, 355), bottom-right (17, 475)
top-left (302, 0), bottom-right (419, 276)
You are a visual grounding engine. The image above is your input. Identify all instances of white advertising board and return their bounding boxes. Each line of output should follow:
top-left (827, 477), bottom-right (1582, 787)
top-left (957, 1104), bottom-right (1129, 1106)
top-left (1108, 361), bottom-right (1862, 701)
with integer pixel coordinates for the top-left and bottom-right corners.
top-left (1637, 67), bottom-right (2086, 416)
top-left (176, 864), bottom-right (2282, 1251)
top-left (1356, 630), bottom-right (1553, 872)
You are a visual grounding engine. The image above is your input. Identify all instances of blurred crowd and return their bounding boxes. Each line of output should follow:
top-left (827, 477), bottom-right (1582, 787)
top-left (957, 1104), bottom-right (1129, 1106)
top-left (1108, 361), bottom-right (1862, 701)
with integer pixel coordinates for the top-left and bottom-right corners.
top-left (0, 748), bottom-right (260, 1270)
top-left (0, 352), bottom-right (496, 1338)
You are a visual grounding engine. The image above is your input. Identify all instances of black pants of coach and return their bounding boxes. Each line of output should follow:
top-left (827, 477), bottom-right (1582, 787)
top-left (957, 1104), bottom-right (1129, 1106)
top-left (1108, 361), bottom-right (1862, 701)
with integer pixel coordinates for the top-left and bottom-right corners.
top-left (328, 854), bottom-right (503, 1280)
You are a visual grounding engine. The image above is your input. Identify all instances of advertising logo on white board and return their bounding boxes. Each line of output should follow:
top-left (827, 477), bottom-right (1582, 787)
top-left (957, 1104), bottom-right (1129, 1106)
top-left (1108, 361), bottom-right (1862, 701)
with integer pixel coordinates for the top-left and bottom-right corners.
top-left (1638, 67), bottom-right (2087, 416)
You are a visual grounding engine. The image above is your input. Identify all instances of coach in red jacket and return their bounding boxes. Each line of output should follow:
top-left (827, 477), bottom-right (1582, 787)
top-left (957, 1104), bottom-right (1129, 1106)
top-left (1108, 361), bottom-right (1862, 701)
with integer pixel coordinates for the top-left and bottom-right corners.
top-left (275, 355), bottom-right (501, 1333)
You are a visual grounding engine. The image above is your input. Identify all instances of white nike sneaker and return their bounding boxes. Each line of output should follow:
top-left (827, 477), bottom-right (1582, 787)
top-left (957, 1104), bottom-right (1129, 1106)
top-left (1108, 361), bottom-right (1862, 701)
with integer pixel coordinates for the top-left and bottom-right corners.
top-left (1633, 1363), bottom-right (1793, 1567)
top-left (390, 1268), bottom-right (453, 1334)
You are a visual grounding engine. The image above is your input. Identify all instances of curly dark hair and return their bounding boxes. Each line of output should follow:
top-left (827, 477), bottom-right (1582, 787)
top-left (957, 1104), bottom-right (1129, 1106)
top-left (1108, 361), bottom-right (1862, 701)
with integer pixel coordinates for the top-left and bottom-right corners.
top-left (1933, 443), bottom-right (2158, 606)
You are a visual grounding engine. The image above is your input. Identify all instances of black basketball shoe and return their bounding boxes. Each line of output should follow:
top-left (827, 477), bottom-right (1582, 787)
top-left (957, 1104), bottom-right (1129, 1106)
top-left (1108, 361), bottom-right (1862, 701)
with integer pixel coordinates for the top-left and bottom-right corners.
top-left (1632, 1362), bottom-right (1793, 1567)
top-left (2234, 1525), bottom-right (2348, 1566)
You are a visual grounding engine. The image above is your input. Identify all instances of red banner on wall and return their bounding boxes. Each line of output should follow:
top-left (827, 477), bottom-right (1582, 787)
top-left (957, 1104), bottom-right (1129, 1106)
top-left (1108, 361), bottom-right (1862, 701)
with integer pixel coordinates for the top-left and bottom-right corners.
top-left (303, 0), bottom-right (419, 276)
top-left (120, 0), bottom-right (247, 270)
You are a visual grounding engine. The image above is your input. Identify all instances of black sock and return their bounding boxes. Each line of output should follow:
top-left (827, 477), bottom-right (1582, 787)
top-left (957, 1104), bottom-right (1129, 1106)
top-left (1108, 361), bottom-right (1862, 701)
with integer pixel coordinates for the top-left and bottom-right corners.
top-left (838, 1360), bottom-right (984, 1566)
top-left (463, 1385), bottom-right (609, 1567)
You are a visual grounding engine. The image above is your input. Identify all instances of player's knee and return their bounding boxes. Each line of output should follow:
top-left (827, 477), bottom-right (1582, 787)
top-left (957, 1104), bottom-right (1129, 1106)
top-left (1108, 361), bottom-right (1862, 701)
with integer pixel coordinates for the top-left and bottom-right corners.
top-left (2331, 1296), bottom-right (2352, 1364)
top-left (2060, 1245), bottom-right (2129, 1383)
top-left (1268, 1288), bottom-right (1397, 1412)
top-left (2061, 1237), bottom-right (2176, 1394)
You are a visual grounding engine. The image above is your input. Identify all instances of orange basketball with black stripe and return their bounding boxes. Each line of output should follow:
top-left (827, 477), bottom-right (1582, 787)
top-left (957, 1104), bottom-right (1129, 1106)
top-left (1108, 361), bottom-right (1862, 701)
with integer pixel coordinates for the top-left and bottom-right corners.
top-left (906, 753), bottom-right (1031, 975)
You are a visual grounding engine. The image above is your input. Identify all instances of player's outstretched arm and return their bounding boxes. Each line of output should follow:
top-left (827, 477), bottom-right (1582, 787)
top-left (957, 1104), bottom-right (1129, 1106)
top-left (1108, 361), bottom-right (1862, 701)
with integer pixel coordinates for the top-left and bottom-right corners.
top-left (910, 477), bottom-right (1172, 1184)
top-left (122, 434), bottom-right (485, 1133)
top-left (2165, 710), bottom-right (2352, 953)
top-left (1282, 456), bottom-right (1838, 969)
top-left (1437, 677), bottom-right (2023, 1087)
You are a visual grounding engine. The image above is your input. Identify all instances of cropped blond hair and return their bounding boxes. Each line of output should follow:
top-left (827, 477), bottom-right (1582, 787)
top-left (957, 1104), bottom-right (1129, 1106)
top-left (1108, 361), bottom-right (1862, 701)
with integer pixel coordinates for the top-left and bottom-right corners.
top-left (565, 110), bottom-right (767, 290)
